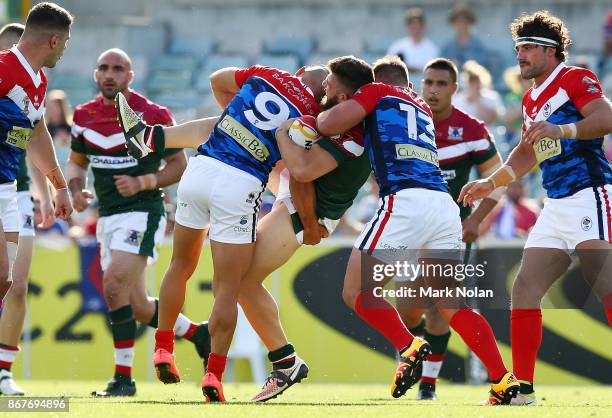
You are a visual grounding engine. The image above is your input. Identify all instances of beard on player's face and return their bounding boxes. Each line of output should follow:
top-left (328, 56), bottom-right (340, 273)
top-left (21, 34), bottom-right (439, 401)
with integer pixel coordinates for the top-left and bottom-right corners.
top-left (98, 81), bottom-right (127, 100)
top-left (320, 94), bottom-right (339, 110)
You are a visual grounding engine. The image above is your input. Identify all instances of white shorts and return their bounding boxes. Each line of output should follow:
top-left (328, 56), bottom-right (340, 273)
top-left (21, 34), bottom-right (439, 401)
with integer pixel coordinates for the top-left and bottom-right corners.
top-left (17, 191), bottom-right (35, 237)
top-left (525, 185), bottom-right (612, 251)
top-left (96, 211), bottom-right (166, 271)
top-left (355, 188), bottom-right (464, 265)
top-left (0, 182), bottom-right (20, 234)
top-left (175, 156), bottom-right (265, 244)
top-left (274, 168), bottom-right (339, 244)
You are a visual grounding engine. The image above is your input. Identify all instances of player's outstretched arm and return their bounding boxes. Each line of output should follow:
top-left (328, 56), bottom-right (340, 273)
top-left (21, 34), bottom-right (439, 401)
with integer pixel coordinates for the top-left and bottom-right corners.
top-left (276, 120), bottom-right (338, 182)
top-left (458, 142), bottom-right (536, 207)
top-left (523, 98), bottom-right (612, 144)
top-left (210, 67), bottom-right (241, 109)
top-left (317, 99), bottom-right (367, 137)
top-left (27, 118), bottom-right (73, 219)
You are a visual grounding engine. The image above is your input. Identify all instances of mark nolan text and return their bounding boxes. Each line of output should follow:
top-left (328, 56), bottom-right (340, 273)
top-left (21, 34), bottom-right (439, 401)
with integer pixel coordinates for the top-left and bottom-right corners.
top-left (373, 286), bottom-right (494, 298)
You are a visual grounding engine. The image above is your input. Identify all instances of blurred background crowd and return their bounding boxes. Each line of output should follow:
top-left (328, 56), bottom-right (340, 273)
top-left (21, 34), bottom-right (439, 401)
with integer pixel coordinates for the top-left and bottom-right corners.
top-left (7, 0), bottom-right (610, 242)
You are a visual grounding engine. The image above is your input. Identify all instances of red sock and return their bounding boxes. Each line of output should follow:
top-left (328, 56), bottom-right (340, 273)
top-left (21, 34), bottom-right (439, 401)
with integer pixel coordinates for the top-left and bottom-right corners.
top-left (207, 353), bottom-right (227, 381)
top-left (0, 344), bottom-right (19, 370)
top-left (354, 291), bottom-right (414, 351)
top-left (183, 323), bottom-right (198, 341)
top-left (450, 308), bottom-right (507, 381)
top-left (155, 329), bottom-right (175, 353)
top-left (511, 309), bottom-right (542, 383)
top-left (603, 293), bottom-right (612, 327)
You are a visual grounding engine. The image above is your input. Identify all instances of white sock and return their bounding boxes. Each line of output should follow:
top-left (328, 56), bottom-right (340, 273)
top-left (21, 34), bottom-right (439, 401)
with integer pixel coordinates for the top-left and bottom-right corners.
top-left (173, 313), bottom-right (194, 337)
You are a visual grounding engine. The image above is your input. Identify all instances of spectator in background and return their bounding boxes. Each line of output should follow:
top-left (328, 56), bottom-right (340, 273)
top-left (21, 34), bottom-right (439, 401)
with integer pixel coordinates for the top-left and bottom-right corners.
top-left (45, 89), bottom-right (72, 171)
top-left (387, 8), bottom-right (439, 82)
top-left (597, 11), bottom-right (612, 75)
top-left (454, 60), bottom-right (504, 125)
top-left (481, 181), bottom-right (539, 239)
top-left (503, 65), bottom-right (532, 145)
top-left (441, 3), bottom-right (488, 70)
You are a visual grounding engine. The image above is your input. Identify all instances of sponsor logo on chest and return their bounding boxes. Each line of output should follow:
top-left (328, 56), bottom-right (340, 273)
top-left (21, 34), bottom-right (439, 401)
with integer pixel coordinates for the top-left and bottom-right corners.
top-left (447, 126), bottom-right (463, 141)
top-left (395, 144), bottom-right (439, 166)
top-left (88, 155), bottom-right (138, 169)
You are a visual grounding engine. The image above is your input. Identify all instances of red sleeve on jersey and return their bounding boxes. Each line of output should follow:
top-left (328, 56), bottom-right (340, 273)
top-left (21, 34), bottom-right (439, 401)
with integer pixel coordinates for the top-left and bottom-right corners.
top-left (0, 61), bottom-right (14, 96)
top-left (564, 68), bottom-right (605, 112)
top-left (234, 65), bottom-right (274, 87)
top-left (351, 83), bottom-right (385, 114)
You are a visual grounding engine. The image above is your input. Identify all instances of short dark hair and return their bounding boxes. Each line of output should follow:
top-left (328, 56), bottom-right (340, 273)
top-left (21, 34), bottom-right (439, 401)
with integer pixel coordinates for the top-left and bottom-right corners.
top-left (404, 8), bottom-right (425, 24)
top-left (25, 2), bottom-right (73, 33)
top-left (373, 55), bottom-right (409, 86)
top-left (327, 56), bottom-right (374, 94)
top-left (0, 23), bottom-right (25, 38)
top-left (510, 10), bottom-right (571, 62)
top-left (423, 58), bottom-right (459, 83)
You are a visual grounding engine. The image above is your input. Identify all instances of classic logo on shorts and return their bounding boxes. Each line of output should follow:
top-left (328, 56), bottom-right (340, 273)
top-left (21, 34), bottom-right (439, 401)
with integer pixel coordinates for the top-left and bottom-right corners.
top-left (534, 137), bottom-right (562, 163)
top-left (218, 114), bottom-right (270, 162)
top-left (581, 216), bottom-right (592, 231)
top-left (395, 144), bottom-right (439, 166)
top-left (233, 215), bottom-right (252, 233)
top-left (124, 229), bottom-right (143, 247)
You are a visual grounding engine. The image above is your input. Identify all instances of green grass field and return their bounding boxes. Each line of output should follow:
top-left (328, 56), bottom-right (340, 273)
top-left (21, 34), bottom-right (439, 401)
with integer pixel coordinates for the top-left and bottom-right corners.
top-left (8, 381), bottom-right (612, 417)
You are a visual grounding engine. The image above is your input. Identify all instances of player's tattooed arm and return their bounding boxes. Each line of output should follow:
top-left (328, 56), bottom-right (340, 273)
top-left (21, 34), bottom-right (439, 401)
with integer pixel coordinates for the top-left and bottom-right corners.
top-left (210, 67), bottom-right (241, 109)
top-left (27, 157), bottom-right (55, 228)
top-left (289, 176), bottom-right (328, 245)
top-left (28, 118), bottom-right (73, 219)
top-left (276, 120), bottom-right (338, 182)
top-left (67, 151), bottom-right (93, 212)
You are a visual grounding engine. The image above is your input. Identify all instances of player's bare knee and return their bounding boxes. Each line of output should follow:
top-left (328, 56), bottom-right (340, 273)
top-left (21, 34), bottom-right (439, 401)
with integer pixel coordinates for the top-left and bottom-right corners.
top-left (425, 309), bottom-right (450, 334)
top-left (0, 278), bottom-right (11, 298)
top-left (398, 308), bottom-right (423, 329)
top-left (103, 275), bottom-right (127, 306)
top-left (342, 286), bottom-right (359, 310)
top-left (511, 274), bottom-right (543, 308)
top-left (6, 278), bottom-right (27, 301)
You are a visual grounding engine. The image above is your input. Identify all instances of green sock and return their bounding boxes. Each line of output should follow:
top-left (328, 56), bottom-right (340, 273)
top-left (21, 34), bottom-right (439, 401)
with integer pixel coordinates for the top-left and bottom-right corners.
top-left (152, 125), bottom-right (166, 152)
top-left (147, 299), bottom-right (159, 329)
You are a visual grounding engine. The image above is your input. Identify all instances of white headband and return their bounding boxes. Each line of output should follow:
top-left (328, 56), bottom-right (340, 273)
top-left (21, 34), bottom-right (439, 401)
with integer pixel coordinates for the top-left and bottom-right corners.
top-left (515, 36), bottom-right (559, 48)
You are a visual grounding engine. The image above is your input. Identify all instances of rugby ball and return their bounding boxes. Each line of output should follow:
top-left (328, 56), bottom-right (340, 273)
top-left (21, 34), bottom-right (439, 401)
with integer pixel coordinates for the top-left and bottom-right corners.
top-left (288, 115), bottom-right (320, 150)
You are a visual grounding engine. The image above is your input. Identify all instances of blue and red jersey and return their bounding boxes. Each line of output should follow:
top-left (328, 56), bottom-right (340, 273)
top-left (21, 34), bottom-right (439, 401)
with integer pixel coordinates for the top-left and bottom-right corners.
top-left (522, 64), bottom-right (611, 198)
top-left (351, 82), bottom-right (448, 196)
top-left (198, 65), bottom-right (321, 184)
top-left (0, 46), bottom-right (47, 184)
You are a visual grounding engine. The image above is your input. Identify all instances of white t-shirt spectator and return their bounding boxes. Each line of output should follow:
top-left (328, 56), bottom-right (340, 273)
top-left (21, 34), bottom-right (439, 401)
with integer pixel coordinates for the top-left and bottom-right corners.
top-left (453, 88), bottom-right (505, 124)
top-left (387, 37), bottom-right (439, 72)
